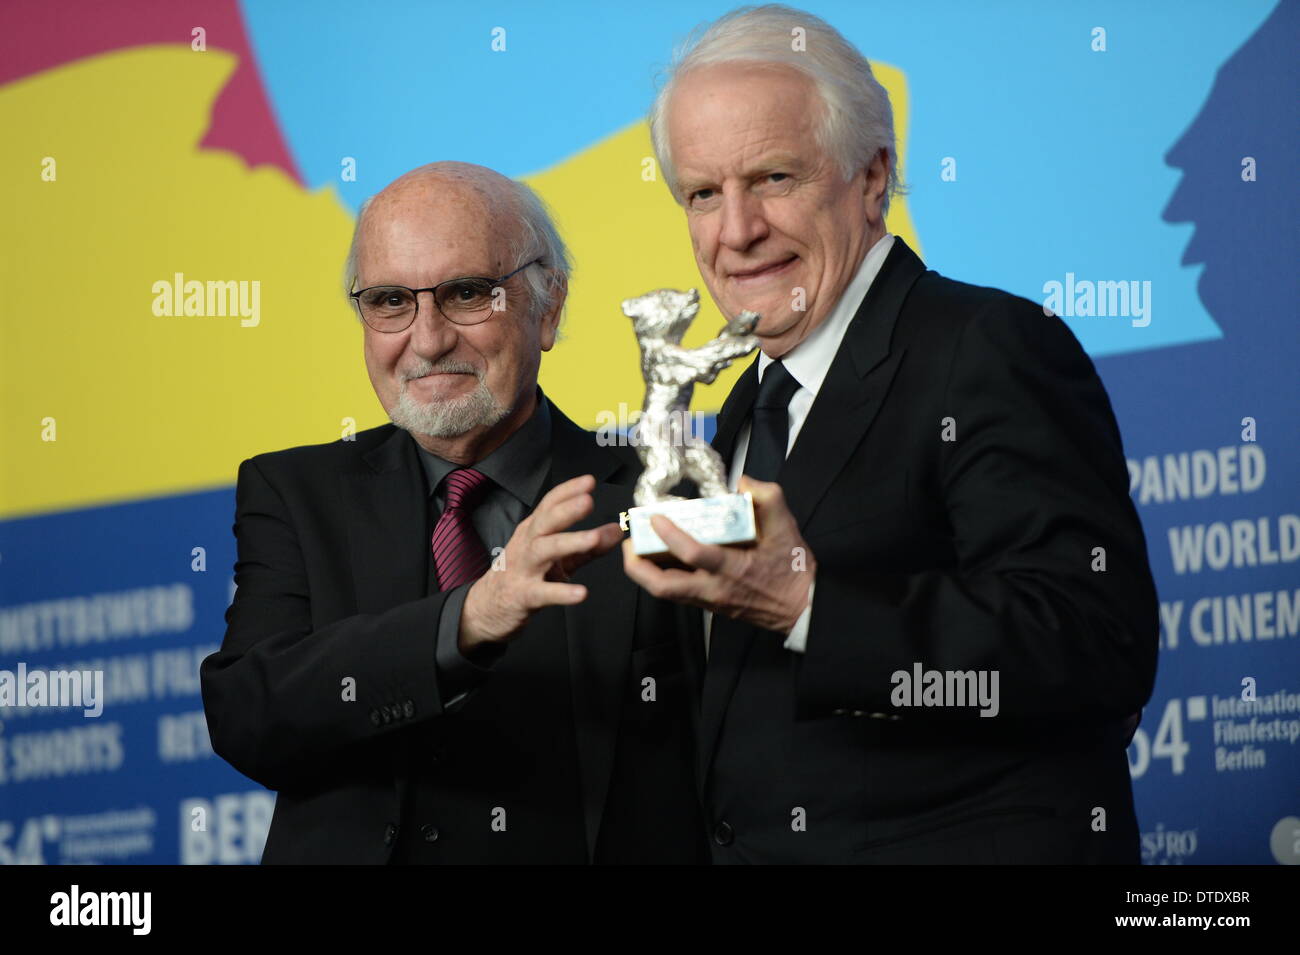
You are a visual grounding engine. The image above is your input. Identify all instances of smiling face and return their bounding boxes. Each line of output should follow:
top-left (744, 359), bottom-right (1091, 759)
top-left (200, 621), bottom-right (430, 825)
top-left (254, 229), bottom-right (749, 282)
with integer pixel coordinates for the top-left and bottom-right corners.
top-left (355, 170), bottom-right (562, 462)
top-left (666, 62), bottom-right (887, 358)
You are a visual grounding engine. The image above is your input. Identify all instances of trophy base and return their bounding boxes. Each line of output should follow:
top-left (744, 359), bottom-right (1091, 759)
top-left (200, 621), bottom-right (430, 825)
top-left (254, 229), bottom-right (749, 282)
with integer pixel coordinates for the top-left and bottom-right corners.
top-left (620, 492), bottom-right (756, 561)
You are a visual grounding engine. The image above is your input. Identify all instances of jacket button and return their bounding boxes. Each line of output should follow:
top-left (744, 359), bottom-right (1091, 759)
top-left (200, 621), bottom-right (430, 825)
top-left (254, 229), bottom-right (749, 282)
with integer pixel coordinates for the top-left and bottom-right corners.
top-left (369, 709), bottom-right (382, 726)
top-left (713, 821), bottom-right (734, 846)
top-left (832, 708), bottom-right (847, 716)
top-left (383, 823), bottom-right (398, 846)
top-left (403, 699), bottom-right (415, 719)
top-left (421, 824), bottom-right (440, 843)
top-left (381, 706), bottom-right (393, 724)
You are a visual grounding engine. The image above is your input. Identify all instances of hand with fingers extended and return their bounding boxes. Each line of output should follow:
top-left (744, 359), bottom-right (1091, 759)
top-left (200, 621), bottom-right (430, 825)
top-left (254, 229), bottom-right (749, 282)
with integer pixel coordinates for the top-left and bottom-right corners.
top-left (459, 474), bottom-right (624, 654)
top-left (621, 475), bottom-right (816, 634)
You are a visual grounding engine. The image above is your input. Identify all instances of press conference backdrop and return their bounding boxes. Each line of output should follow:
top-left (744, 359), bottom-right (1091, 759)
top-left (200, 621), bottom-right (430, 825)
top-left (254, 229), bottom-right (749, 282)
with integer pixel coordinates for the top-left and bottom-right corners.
top-left (1, 0), bottom-right (1295, 865)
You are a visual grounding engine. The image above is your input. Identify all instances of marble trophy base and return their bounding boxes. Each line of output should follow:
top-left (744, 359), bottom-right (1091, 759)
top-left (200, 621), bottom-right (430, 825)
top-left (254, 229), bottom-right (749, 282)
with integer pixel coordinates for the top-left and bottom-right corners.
top-left (620, 492), bottom-right (756, 561)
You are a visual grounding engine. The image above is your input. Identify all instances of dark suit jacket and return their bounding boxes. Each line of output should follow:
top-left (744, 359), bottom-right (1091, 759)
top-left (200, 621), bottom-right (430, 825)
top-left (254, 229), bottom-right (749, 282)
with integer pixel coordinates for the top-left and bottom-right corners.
top-left (697, 237), bottom-right (1159, 863)
top-left (201, 399), bottom-right (704, 864)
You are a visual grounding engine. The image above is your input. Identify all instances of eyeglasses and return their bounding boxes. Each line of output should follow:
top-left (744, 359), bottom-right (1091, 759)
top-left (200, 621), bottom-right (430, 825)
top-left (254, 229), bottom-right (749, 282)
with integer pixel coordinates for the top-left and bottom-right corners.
top-left (349, 258), bottom-right (541, 332)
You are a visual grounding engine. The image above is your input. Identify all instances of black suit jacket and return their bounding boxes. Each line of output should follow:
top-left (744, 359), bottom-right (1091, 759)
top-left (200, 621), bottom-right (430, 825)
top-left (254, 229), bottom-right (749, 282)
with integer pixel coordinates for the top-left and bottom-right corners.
top-left (697, 238), bottom-right (1159, 863)
top-left (201, 400), bottom-right (704, 864)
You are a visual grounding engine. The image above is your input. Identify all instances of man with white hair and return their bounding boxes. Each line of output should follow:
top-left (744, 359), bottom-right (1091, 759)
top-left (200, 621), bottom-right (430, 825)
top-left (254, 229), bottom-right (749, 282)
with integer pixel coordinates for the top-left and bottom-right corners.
top-left (624, 5), bottom-right (1158, 864)
top-left (203, 162), bottom-right (705, 864)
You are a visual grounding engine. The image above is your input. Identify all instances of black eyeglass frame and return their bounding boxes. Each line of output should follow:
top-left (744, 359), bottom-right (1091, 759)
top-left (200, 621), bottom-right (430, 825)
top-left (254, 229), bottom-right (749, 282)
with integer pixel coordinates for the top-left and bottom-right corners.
top-left (349, 258), bottom-right (543, 332)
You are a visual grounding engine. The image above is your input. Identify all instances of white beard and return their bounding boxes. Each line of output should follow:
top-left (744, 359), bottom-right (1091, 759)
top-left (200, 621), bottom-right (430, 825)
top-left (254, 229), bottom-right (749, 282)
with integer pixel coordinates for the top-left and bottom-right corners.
top-left (388, 360), bottom-right (512, 438)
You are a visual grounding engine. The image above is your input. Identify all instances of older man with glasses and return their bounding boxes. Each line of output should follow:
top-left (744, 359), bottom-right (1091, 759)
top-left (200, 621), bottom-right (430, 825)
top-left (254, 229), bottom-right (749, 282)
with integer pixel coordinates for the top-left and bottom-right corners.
top-left (201, 161), bottom-right (706, 865)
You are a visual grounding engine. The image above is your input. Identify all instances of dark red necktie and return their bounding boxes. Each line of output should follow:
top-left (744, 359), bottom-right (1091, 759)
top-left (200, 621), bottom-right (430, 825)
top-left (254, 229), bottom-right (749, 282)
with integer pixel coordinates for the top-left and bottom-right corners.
top-left (431, 468), bottom-right (492, 591)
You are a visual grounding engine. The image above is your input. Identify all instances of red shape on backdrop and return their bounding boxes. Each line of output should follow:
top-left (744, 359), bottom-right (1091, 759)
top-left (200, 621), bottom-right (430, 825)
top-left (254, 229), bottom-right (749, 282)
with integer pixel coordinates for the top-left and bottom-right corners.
top-left (0, 0), bottom-right (303, 184)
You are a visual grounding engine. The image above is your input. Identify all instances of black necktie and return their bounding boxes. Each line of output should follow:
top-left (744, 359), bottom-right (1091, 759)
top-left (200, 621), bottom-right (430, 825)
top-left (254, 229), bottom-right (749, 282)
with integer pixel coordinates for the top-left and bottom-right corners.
top-left (744, 360), bottom-right (800, 482)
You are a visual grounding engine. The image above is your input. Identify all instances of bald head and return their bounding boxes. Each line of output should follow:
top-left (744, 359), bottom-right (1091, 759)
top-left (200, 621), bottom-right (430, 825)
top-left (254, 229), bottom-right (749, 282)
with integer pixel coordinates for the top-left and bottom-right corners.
top-left (343, 161), bottom-right (570, 321)
top-left (377, 159), bottom-right (514, 204)
top-left (360, 162), bottom-right (519, 267)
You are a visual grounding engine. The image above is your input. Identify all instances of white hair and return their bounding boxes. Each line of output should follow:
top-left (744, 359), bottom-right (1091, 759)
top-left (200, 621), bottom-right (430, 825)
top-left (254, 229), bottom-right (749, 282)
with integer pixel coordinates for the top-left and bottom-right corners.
top-left (342, 167), bottom-right (571, 323)
top-left (649, 3), bottom-right (905, 212)
top-left (507, 181), bottom-right (571, 320)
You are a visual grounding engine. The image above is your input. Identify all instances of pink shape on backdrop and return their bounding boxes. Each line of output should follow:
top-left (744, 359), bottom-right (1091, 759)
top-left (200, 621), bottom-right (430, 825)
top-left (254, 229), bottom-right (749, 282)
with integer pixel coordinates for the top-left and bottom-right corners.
top-left (0, 0), bottom-right (302, 184)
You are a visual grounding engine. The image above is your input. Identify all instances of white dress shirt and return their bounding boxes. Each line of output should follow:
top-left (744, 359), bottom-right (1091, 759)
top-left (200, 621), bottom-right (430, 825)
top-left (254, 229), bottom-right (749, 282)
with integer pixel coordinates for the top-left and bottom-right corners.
top-left (704, 232), bottom-right (896, 656)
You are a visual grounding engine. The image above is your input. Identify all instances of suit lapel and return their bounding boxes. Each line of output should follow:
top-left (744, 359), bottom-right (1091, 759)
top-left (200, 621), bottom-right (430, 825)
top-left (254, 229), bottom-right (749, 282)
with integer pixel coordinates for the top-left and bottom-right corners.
top-left (698, 618), bottom-right (753, 788)
top-left (696, 356), bottom-right (761, 784)
top-left (341, 425), bottom-right (430, 616)
top-left (698, 238), bottom-right (928, 785)
top-left (711, 354), bottom-right (760, 469)
top-left (779, 238), bottom-right (926, 530)
top-left (339, 424), bottom-right (431, 814)
top-left (670, 599), bottom-right (707, 798)
top-left (698, 369), bottom-right (757, 782)
top-left (547, 402), bottom-right (637, 862)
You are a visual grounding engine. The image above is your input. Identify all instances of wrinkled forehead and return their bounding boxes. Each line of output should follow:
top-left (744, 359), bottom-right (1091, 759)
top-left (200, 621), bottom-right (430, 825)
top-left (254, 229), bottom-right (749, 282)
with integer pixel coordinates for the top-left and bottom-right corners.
top-left (357, 180), bottom-right (518, 279)
top-left (666, 63), bottom-right (822, 184)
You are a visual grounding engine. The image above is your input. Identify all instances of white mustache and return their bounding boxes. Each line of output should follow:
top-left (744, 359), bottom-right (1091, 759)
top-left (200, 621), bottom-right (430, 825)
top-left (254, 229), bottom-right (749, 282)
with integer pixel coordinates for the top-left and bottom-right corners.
top-left (407, 359), bottom-right (482, 381)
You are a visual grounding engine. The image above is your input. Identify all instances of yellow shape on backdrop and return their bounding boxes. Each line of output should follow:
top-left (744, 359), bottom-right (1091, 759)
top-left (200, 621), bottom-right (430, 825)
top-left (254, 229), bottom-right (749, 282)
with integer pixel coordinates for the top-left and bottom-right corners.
top-left (0, 47), bottom-right (916, 520)
top-left (0, 47), bottom-right (362, 519)
top-left (526, 60), bottom-right (919, 428)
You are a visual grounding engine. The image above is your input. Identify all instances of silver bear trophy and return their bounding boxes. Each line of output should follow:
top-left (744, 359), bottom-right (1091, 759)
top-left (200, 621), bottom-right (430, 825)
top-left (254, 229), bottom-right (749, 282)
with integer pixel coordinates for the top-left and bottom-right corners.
top-left (619, 287), bottom-right (760, 557)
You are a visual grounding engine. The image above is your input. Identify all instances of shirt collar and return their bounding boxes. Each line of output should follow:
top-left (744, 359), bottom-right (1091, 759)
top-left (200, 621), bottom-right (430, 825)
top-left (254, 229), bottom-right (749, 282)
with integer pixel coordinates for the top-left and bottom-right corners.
top-left (414, 387), bottom-right (552, 508)
top-left (757, 232), bottom-right (896, 393)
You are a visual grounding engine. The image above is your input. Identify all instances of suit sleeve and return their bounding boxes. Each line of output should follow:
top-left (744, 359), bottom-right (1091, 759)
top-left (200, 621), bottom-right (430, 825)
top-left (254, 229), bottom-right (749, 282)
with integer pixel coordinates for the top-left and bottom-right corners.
top-left (201, 456), bottom-right (484, 792)
top-left (796, 297), bottom-right (1159, 723)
